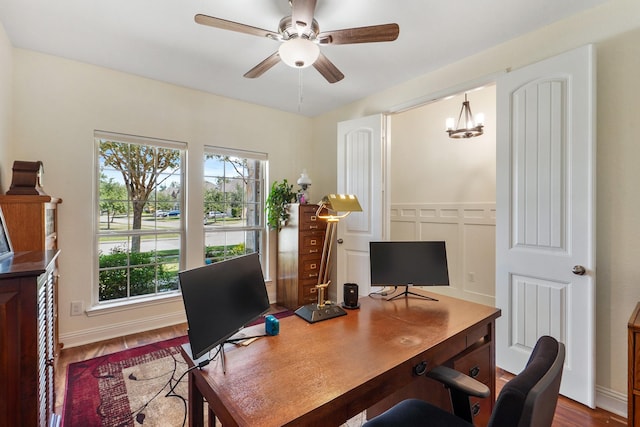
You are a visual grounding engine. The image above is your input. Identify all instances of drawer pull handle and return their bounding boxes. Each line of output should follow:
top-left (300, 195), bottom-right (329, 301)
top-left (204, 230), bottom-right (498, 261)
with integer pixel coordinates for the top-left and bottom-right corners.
top-left (310, 239), bottom-right (317, 245)
top-left (469, 366), bottom-right (480, 378)
top-left (310, 288), bottom-right (317, 293)
top-left (413, 361), bottom-right (428, 376)
top-left (309, 273), bottom-right (318, 278)
top-left (310, 216), bottom-right (317, 221)
top-left (309, 249), bottom-right (318, 253)
top-left (310, 263), bottom-right (317, 269)
top-left (309, 225), bottom-right (318, 229)
top-left (472, 403), bottom-right (481, 417)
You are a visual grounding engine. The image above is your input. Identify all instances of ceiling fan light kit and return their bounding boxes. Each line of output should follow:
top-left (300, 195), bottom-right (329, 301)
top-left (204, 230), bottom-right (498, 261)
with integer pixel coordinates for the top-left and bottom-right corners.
top-left (279, 38), bottom-right (320, 68)
top-left (195, 0), bottom-right (399, 83)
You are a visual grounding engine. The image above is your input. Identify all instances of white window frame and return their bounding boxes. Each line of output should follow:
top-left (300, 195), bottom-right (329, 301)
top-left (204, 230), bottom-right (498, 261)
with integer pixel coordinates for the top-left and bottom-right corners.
top-left (203, 145), bottom-right (267, 270)
top-left (92, 130), bottom-right (186, 310)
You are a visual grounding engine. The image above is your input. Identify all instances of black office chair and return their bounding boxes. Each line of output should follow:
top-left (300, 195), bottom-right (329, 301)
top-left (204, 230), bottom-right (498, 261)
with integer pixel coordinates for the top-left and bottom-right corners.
top-left (364, 336), bottom-right (565, 427)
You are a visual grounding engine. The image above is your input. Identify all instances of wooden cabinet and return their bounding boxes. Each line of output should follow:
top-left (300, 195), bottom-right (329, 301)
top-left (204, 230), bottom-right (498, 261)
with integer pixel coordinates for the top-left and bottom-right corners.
top-left (277, 204), bottom-right (327, 310)
top-left (0, 195), bottom-right (62, 426)
top-left (628, 303), bottom-right (640, 426)
top-left (0, 250), bottom-right (60, 427)
top-left (0, 194), bottom-right (61, 251)
top-left (0, 195), bottom-right (61, 351)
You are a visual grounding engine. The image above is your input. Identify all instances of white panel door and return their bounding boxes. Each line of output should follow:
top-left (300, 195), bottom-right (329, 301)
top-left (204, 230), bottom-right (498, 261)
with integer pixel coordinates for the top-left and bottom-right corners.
top-left (335, 115), bottom-right (387, 303)
top-left (496, 45), bottom-right (596, 407)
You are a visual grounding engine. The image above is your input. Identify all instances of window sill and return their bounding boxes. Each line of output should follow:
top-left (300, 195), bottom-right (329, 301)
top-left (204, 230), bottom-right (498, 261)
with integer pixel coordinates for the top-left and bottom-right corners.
top-left (86, 292), bottom-right (183, 317)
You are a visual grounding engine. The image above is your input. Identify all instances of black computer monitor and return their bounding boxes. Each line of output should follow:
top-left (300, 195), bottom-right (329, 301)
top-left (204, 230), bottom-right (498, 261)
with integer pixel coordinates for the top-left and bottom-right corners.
top-left (179, 253), bottom-right (270, 360)
top-left (369, 241), bottom-right (450, 295)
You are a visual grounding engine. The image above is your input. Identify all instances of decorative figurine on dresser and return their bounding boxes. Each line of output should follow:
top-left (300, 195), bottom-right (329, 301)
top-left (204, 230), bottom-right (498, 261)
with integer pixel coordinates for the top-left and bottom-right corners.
top-left (0, 160), bottom-right (62, 426)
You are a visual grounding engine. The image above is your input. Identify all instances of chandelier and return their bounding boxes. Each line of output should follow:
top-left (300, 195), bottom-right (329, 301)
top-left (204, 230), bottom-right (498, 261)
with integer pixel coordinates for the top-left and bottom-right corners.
top-left (445, 93), bottom-right (485, 139)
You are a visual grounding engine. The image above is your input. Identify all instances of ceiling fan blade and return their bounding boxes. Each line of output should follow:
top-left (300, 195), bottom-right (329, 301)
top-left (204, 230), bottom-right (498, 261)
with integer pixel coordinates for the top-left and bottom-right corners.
top-left (291, 0), bottom-right (317, 31)
top-left (317, 23), bottom-right (399, 45)
top-left (243, 52), bottom-right (281, 79)
top-left (313, 53), bottom-right (344, 83)
top-left (195, 14), bottom-right (280, 40)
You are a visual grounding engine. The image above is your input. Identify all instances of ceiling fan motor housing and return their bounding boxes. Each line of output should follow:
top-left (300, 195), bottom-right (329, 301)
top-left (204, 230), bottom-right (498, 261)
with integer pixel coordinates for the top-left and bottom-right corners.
top-left (279, 16), bottom-right (320, 41)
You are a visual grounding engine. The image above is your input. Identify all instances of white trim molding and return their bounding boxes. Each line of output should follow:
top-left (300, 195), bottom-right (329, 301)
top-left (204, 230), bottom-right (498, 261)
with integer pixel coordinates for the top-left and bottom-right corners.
top-left (60, 310), bottom-right (187, 349)
top-left (595, 385), bottom-right (627, 419)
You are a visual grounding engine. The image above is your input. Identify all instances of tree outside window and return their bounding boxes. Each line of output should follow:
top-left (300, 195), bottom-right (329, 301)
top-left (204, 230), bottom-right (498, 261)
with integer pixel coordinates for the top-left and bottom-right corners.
top-left (96, 133), bottom-right (185, 302)
top-left (203, 148), bottom-right (266, 266)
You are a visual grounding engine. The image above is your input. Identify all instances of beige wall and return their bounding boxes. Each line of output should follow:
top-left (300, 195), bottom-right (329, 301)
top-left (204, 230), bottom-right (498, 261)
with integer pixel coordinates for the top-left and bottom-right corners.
top-left (390, 86), bottom-right (496, 203)
top-left (311, 0), bottom-right (640, 412)
top-left (10, 49), bottom-right (314, 346)
top-left (3, 0), bottom-right (640, 413)
top-left (0, 22), bottom-right (11, 189)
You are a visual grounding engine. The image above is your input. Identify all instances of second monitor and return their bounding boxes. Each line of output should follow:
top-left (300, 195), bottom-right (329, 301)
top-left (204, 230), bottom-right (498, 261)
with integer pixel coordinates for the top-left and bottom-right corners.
top-left (369, 240), bottom-right (449, 300)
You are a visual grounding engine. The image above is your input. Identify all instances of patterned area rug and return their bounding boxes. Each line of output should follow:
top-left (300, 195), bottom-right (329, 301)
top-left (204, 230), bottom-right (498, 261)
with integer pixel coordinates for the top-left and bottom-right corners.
top-left (62, 312), bottom-right (294, 427)
top-left (63, 335), bottom-right (191, 426)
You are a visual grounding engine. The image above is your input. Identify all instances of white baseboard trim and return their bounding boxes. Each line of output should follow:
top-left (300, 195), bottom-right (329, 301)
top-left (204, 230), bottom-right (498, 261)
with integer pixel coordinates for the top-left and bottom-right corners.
top-left (60, 311), bottom-right (187, 349)
top-left (596, 385), bottom-right (627, 419)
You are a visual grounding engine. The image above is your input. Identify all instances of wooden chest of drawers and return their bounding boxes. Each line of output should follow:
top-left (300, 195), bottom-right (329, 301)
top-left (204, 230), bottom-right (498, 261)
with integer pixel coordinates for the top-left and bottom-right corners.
top-left (629, 303), bottom-right (640, 426)
top-left (277, 204), bottom-right (327, 309)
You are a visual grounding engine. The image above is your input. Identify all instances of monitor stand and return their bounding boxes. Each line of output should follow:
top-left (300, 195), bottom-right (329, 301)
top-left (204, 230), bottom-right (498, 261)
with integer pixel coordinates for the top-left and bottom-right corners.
top-left (387, 285), bottom-right (439, 302)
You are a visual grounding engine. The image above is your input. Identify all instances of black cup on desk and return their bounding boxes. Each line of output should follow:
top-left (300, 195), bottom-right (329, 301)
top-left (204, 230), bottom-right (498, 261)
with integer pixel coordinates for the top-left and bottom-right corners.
top-left (342, 283), bottom-right (359, 309)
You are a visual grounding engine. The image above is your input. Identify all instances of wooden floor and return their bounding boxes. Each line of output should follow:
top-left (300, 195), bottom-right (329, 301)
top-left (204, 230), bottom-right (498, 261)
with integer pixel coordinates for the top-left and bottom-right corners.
top-left (56, 323), bottom-right (627, 427)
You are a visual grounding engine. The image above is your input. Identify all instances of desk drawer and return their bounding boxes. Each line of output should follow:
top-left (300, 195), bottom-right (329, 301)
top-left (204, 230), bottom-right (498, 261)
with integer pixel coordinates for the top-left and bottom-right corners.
top-left (301, 280), bottom-right (320, 303)
top-left (299, 206), bottom-right (327, 231)
top-left (300, 232), bottom-right (324, 255)
top-left (300, 255), bottom-right (321, 279)
top-left (469, 395), bottom-right (491, 427)
top-left (453, 343), bottom-right (491, 384)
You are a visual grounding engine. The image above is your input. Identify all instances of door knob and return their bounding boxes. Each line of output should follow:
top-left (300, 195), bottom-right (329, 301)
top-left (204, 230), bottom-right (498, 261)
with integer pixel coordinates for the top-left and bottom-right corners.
top-left (337, 238), bottom-right (344, 244)
top-left (572, 265), bottom-right (586, 276)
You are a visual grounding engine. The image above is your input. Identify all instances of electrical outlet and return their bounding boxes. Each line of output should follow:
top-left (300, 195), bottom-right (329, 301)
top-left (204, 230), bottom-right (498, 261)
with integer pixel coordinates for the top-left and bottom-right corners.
top-left (70, 301), bottom-right (84, 316)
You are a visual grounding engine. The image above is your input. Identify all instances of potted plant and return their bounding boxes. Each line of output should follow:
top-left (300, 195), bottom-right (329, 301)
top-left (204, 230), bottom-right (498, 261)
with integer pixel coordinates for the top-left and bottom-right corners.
top-left (266, 179), bottom-right (297, 231)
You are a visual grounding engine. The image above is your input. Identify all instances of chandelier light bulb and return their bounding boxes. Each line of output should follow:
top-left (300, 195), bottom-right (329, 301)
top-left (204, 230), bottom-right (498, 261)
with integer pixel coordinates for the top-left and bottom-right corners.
top-left (446, 117), bottom-right (455, 131)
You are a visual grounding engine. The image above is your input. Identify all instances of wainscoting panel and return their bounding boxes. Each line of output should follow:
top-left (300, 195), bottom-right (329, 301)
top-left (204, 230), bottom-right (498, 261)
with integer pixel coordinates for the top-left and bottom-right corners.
top-left (390, 203), bottom-right (496, 306)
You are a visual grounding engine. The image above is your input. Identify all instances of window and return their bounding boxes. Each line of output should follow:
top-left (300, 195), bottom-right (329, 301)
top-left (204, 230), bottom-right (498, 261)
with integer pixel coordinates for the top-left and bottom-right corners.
top-left (95, 131), bottom-right (185, 303)
top-left (203, 146), bottom-right (266, 265)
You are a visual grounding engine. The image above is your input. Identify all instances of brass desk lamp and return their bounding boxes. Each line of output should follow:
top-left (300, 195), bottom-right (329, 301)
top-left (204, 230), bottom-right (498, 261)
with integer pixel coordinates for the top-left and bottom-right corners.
top-left (294, 194), bottom-right (362, 323)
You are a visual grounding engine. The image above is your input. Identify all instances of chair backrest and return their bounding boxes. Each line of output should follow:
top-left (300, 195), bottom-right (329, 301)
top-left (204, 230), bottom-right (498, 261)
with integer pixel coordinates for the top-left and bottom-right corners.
top-left (488, 336), bottom-right (565, 427)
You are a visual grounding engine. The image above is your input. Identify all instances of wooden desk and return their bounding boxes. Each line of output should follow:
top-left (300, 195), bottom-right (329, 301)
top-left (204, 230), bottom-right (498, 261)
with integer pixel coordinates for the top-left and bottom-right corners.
top-left (181, 290), bottom-right (501, 427)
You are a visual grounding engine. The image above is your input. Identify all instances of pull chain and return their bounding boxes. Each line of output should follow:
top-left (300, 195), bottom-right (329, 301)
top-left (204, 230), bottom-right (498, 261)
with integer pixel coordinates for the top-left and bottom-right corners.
top-left (298, 68), bottom-right (303, 112)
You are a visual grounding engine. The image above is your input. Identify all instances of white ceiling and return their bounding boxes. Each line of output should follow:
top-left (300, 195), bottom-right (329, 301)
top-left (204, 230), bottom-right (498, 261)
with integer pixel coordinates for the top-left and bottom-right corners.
top-left (0, 0), bottom-right (608, 117)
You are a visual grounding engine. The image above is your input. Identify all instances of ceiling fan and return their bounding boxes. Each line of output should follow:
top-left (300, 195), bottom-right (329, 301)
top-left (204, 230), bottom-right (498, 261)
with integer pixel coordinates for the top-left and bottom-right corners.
top-left (195, 0), bottom-right (399, 83)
